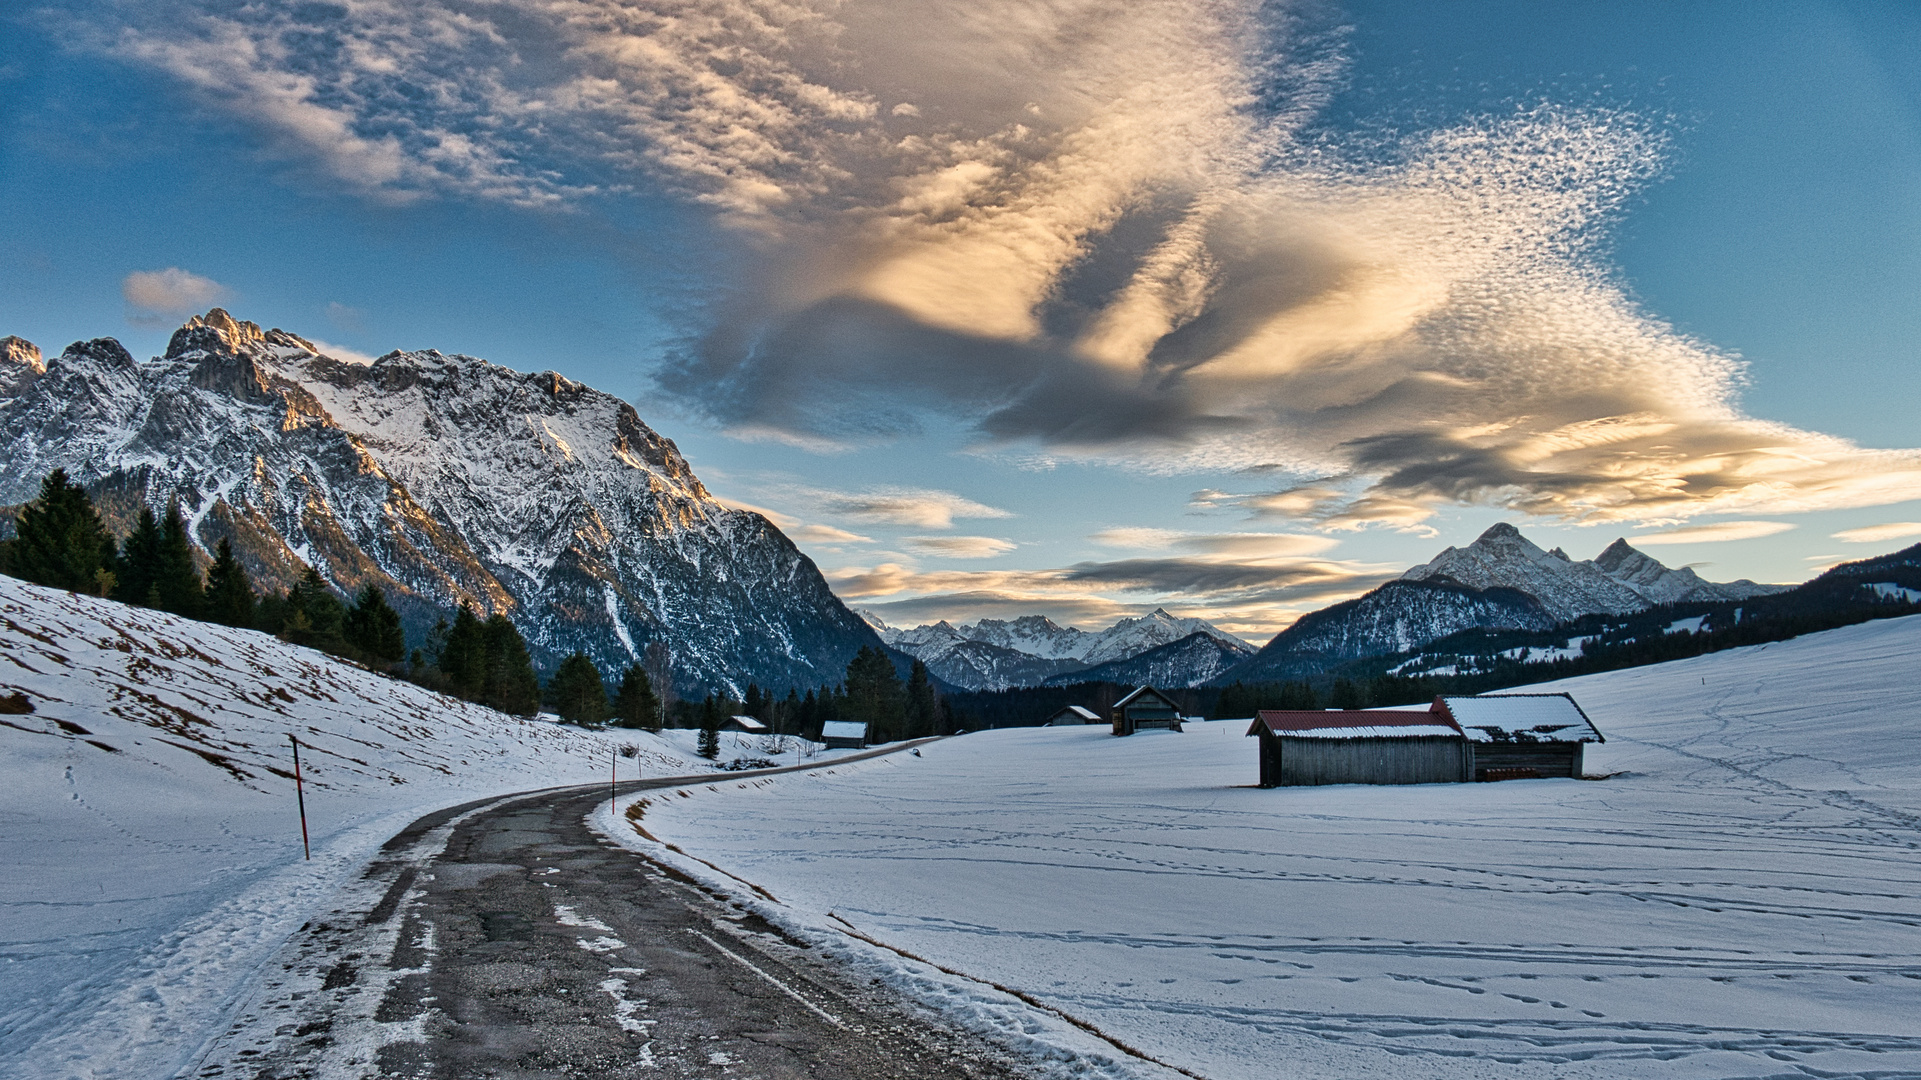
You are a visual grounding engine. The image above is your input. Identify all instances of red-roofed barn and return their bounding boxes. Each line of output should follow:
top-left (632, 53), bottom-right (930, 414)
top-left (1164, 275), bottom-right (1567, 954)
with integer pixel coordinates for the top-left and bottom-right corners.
top-left (1247, 708), bottom-right (1469, 787)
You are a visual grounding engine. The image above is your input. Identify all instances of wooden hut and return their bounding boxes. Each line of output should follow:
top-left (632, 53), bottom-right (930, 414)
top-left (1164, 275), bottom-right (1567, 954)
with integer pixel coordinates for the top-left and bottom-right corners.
top-left (819, 720), bottom-right (868, 749)
top-left (1046, 705), bottom-right (1102, 726)
top-left (1246, 709), bottom-right (1469, 787)
top-left (1433, 694), bottom-right (1604, 780)
top-left (1110, 686), bottom-right (1184, 736)
top-left (719, 714), bottom-right (770, 734)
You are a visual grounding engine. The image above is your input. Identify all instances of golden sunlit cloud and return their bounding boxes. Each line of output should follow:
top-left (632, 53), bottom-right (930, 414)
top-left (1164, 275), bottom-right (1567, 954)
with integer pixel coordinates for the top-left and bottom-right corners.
top-left (1832, 522), bottom-right (1921, 544)
top-left (1629, 521), bottom-right (1797, 545)
top-left (902, 536), bottom-right (1018, 559)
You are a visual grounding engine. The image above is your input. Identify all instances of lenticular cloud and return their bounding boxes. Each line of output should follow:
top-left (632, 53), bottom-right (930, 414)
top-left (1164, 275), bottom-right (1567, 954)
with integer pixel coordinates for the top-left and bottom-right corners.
top-left (86, 0), bottom-right (1921, 527)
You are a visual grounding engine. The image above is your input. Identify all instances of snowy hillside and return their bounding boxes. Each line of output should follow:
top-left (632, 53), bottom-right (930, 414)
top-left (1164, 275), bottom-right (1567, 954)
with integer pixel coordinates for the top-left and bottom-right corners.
top-left (613, 614), bottom-right (1921, 1080)
top-left (0, 576), bottom-right (714, 1080)
top-left (0, 309), bottom-right (880, 695)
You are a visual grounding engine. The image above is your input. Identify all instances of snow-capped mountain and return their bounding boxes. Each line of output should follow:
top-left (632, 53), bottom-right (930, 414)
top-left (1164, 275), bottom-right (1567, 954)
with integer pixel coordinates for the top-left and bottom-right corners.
top-left (1217, 579), bottom-right (1555, 683)
top-left (1214, 523), bottom-right (1787, 684)
top-left (1042, 630), bottom-right (1255, 688)
top-left (870, 607), bottom-right (1254, 690)
top-left (0, 310), bottom-right (880, 695)
top-left (1402, 523), bottom-right (1783, 622)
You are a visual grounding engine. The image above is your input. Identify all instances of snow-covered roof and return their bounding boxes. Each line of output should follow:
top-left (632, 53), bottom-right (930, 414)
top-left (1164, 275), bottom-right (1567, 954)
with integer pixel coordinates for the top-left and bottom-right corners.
top-left (1049, 705), bottom-right (1101, 721)
top-left (1114, 686), bottom-right (1178, 710)
top-left (727, 714), bottom-right (769, 732)
top-left (1438, 694), bottom-right (1604, 744)
top-left (820, 720), bottom-right (868, 739)
top-left (1247, 709), bottom-right (1464, 741)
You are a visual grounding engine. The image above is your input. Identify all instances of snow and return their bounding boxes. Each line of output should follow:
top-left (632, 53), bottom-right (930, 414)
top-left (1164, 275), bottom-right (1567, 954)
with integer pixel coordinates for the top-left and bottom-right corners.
top-left (608, 614), bottom-right (1921, 1079)
top-left (1868, 581), bottom-right (1921, 604)
top-left (1664, 615), bottom-right (1708, 635)
top-left (0, 576), bottom-right (711, 1080)
top-left (1442, 694), bottom-right (1602, 742)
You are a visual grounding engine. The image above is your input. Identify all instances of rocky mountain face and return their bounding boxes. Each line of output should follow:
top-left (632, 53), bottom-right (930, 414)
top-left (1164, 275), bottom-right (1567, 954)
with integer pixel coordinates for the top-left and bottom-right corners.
top-left (0, 310), bottom-right (880, 696)
top-left (1042, 630), bottom-right (1255, 689)
top-left (866, 607), bottom-right (1254, 690)
top-left (1219, 579), bottom-right (1555, 683)
top-left (1215, 523), bottom-right (1787, 685)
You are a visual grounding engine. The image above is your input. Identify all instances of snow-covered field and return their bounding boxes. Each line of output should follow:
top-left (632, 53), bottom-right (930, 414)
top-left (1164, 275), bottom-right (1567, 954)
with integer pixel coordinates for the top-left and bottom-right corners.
top-left (0, 576), bottom-right (732, 1080)
top-left (613, 614), bottom-right (1921, 1079)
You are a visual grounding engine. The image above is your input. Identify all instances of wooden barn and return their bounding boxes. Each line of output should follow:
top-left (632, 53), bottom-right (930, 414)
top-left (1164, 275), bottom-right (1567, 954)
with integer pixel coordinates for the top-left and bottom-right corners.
top-left (1434, 693), bottom-right (1604, 780)
top-left (1246, 709), bottom-right (1469, 787)
top-left (1110, 686), bottom-right (1184, 736)
top-left (819, 719), bottom-right (868, 749)
top-left (720, 714), bottom-right (770, 734)
top-left (1045, 705), bottom-right (1103, 726)
top-left (1246, 693), bottom-right (1604, 787)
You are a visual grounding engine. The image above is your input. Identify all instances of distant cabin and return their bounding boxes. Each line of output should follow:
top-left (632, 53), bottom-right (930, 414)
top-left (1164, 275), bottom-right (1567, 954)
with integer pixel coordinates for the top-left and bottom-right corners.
top-left (1046, 705), bottom-right (1102, 726)
top-left (1111, 686), bottom-right (1184, 736)
top-left (819, 720), bottom-right (868, 749)
top-left (1434, 693), bottom-right (1604, 781)
top-left (1246, 693), bottom-right (1603, 787)
top-left (720, 715), bottom-right (770, 734)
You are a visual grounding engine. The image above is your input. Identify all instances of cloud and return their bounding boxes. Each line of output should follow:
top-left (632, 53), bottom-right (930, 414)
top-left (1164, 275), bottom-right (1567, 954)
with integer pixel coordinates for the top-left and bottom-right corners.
top-left (789, 523), bottom-right (874, 544)
top-left (1629, 521), bottom-right (1797, 545)
top-left (797, 486), bottom-right (1012, 529)
top-left (81, 0), bottom-right (1921, 528)
top-left (903, 536), bottom-right (1017, 558)
top-left (710, 496), bottom-right (799, 528)
top-left (1089, 528), bottom-right (1337, 557)
top-left (122, 268), bottom-right (227, 314)
top-left (306, 338), bottom-right (380, 366)
top-left (1832, 522), bottom-right (1921, 544)
top-left (325, 302), bottom-right (365, 332)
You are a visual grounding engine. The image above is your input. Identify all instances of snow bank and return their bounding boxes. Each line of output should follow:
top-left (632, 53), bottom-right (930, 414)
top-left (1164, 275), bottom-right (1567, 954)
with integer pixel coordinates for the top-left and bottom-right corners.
top-left (0, 576), bottom-right (705, 1080)
top-left (612, 615), bottom-right (1921, 1079)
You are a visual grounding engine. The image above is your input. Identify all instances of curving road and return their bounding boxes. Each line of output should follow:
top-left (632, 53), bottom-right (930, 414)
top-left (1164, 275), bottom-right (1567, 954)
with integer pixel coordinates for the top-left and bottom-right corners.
top-left (183, 743), bottom-right (1033, 1080)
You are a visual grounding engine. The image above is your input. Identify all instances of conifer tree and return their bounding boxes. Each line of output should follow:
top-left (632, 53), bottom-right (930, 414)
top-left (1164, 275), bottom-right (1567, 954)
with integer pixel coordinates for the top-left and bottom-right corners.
top-left (480, 613), bottom-right (539, 716)
top-left (344, 582), bottom-right (407, 664)
top-left (154, 500), bottom-right (205, 618)
top-left (1328, 677), bottom-right (1365, 710)
top-left (697, 693), bottom-right (721, 759)
top-left (114, 506), bottom-right (165, 607)
top-left (743, 682), bottom-right (765, 721)
top-left (283, 566), bottom-right (346, 649)
top-left (548, 652), bottom-right (609, 725)
top-left (203, 539), bottom-right (256, 628)
top-left (9, 470), bottom-right (117, 595)
top-left (843, 645), bottom-right (905, 742)
top-left (437, 605), bottom-right (487, 697)
top-left (905, 659), bottom-right (937, 739)
top-left (612, 664), bottom-right (662, 731)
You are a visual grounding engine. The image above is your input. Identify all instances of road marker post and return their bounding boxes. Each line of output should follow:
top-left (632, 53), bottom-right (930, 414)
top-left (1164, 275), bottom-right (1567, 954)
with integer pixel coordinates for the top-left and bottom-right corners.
top-left (289, 734), bottom-right (311, 860)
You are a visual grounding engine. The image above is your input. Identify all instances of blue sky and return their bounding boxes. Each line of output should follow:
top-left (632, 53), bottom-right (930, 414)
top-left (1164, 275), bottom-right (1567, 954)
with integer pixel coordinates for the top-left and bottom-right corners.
top-left (3, 0), bottom-right (1918, 642)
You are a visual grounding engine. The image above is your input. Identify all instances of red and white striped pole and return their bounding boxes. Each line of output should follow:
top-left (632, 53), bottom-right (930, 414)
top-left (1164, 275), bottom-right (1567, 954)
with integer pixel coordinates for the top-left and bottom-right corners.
top-left (610, 746), bottom-right (617, 812)
top-left (289, 734), bottom-right (310, 861)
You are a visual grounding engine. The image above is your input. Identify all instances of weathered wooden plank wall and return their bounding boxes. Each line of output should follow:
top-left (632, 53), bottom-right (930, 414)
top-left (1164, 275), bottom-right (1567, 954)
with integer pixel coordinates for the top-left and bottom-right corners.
top-left (1267, 735), bottom-right (1469, 787)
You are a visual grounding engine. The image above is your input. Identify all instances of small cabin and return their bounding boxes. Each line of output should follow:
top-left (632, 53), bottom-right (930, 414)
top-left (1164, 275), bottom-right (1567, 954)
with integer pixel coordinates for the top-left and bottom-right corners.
top-left (719, 714), bottom-right (770, 734)
top-left (1046, 705), bottom-right (1102, 726)
top-left (1434, 693), bottom-right (1604, 780)
top-left (819, 719), bottom-right (868, 749)
top-left (1247, 709), bottom-right (1469, 787)
top-left (1111, 686), bottom-right (1184, 736)
top-left (1247, 693), bottom-right (1603, 786)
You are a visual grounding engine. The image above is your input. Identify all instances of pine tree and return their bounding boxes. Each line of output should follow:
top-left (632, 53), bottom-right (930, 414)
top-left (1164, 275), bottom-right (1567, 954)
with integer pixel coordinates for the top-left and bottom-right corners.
top-left (548, 652), bottom-right (609, 725)
top-left (9, 470), bottom-right (117, 595)
top-left (203, 539), bottom-right (256, 628)
top-left (743, 682), bottom-right (765, 721)
top-left (480, 613), bottom-right (539, 716)
top-left (283, 566), bottom-right (346, 649)
top-left (437, 605), bottom-right (487, 698)
top-left (697, 693), bottom-right (721, 759)
top-left (154, 500), bottom-right (205, 618)
top-left (114, 506), bottom-right (165, 607)
top-left (612, 664), bottom-right (662, 731)
top-left (344, 583), bottom-right (407, 665)
top-left (1328, 677), bottom-right (1365, 710)
top-left (905, 659), bottom-right (937, 739)
top-left (843, 646), bottom-right (905, 742)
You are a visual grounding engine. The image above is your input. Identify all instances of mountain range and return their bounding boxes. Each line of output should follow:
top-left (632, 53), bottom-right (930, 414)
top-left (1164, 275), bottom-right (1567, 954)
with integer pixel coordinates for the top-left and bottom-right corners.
top-left (0, 310), bottom-right (879, 696)
top-left (863, 609), bottom-right (1254, 691)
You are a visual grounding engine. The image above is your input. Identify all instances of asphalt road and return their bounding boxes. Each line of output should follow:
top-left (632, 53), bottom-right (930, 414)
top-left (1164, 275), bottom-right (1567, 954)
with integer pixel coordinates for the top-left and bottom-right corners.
top-left (184, 745), bottom-right (1036, 1080)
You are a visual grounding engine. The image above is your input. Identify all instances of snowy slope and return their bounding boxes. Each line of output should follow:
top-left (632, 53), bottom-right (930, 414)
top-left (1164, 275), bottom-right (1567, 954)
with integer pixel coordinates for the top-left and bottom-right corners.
top-left (0, 576), bottom-right (713, 1080)
top-left (0, 310), bottom-right (880, 695)
top-left (1042, 630), bottom-right (1254, 688)
top-left (613, 614), bottom-right (1921, 1080)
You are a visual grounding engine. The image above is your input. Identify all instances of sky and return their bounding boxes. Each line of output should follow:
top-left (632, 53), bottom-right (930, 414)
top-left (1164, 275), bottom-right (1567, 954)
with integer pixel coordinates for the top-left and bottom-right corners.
top-left (2, 0), bottom-right (1918, 644)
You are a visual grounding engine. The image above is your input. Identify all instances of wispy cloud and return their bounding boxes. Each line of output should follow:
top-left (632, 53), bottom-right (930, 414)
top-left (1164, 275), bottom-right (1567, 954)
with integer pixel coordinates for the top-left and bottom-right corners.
top-left (122, 267), bottom-right (227, 315)
top-left (903, 536), bottom-right (1017, 559)
top-left (1629, 521), bottom-right (1797, 546)
top-left (790, 523), bottom-right (875, 545)
top-left (1832, 522), bottom-right (1921, 544)
top-left (796, 486), bottom-right (1012, 530)
top-left (80, 0), bottom-right (1921, 530)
